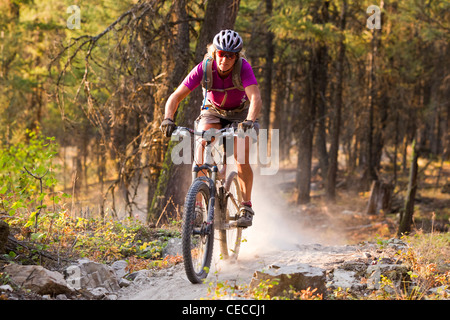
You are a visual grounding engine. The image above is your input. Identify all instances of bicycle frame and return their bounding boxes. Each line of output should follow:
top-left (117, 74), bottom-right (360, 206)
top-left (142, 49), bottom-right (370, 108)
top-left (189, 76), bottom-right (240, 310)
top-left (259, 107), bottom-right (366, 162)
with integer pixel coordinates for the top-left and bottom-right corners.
top-left (174, 126), bottom-right (238, 233)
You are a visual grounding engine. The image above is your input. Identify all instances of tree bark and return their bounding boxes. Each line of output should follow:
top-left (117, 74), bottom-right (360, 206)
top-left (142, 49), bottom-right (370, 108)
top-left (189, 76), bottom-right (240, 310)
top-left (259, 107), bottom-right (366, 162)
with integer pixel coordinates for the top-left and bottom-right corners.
top-left (296, 64), bottom-right (315, 204)
top-left (314, 44), bottom-right (329, 181)
top-left (365, 29), bottom-right (379, 186)
top-left (261, 0), bottom-right (274, 131)
top-left (398, 139), bottom-right (419, 235)
top-left (325, 0), bottom-right (346, 201)
top-left (365, 180), bottom-right (393, 215)
top-left (313, 1), bottom-right (330, 181)
top-left (296, 1), bottom-right (329, 204)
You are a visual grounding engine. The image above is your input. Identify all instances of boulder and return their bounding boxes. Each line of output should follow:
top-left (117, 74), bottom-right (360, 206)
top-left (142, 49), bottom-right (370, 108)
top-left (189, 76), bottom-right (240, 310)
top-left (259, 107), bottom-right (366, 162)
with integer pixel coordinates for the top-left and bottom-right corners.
top-left (250, 264), bottom-right (327, 297)
top-left (327, 260), bottom-right (368, 292)
top-left (0, 284), bottom-right (13, 292)
top-left (366, 263), bottom-right (409, 291)
top-left (65, 259), bottom-right (120, 293)
top-left (163, 237), bottom-right (182, 257)
top-left (111, 260), bottom-right (128, 279)
top-left (4, 264), bottom-right (72, 296)
top-left (127, 269), bottom-right (154, 284)
top-left (328, 269), bottom-right (359, 291)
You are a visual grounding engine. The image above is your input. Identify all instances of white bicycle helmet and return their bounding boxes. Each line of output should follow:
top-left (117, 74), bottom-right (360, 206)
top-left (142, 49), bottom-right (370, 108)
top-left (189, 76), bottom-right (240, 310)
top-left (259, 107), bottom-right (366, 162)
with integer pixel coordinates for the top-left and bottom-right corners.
top-left (213, 29), bottom-right (243, 53)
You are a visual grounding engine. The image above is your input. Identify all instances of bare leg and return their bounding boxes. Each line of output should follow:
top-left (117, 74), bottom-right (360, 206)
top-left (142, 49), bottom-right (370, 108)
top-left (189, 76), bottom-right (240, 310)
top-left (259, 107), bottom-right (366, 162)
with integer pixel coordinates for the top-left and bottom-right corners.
top-left (234, 135), bottom-right (252, 202)
top-left (195, 122), bottom-right (222, 173)
top-left (234, 135), bottom-right (255, 227)
top-left (194, 122), bottom-right (221, 204)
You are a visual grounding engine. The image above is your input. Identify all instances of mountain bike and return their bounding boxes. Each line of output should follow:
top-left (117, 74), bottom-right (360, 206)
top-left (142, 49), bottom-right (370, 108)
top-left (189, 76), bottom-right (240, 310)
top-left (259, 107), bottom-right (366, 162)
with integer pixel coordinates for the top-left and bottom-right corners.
top-left (173, 126), bottom-right (245, 284)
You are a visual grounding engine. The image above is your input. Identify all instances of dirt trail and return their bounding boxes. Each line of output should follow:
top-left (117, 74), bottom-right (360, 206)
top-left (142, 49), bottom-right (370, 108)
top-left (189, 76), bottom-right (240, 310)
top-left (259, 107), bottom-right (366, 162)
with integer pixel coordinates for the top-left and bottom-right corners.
top-left (118, 243), bottom-right (365, 300)
top-left (118, 168), bottom-right (366, 300)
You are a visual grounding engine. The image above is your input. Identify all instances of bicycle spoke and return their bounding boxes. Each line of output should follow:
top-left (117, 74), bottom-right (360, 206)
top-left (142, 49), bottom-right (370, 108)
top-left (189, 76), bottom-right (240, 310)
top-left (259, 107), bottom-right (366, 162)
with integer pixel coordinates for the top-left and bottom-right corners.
top-left (218, 171), bottom-right (243, 260)
top-left (182, 179), bottom-right (214, 283)
top-left (227, 192), bottom-right (240, 216)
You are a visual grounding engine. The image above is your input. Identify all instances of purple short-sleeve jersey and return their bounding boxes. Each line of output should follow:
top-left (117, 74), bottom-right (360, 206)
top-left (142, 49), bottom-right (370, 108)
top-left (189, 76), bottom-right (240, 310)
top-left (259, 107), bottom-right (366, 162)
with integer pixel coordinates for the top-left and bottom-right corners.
top-left (182, 59), bottom-right (258, 110)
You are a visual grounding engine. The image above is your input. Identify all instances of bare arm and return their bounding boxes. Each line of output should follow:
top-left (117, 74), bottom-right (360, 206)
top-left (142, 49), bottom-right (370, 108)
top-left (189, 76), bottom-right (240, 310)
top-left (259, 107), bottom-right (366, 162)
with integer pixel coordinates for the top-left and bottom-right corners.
top-left (164, 84), bottom-right (192, 120)
top-left (244, 84), bottom-right (262, 122)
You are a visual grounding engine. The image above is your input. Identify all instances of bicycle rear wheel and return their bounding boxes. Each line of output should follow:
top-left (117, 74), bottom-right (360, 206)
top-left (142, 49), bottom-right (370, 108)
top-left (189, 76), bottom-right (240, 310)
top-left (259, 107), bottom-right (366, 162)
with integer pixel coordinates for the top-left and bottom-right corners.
top-left (182, 178), bottom-right (214, 283)
top-left (219, 171), bottom-right (243, 260)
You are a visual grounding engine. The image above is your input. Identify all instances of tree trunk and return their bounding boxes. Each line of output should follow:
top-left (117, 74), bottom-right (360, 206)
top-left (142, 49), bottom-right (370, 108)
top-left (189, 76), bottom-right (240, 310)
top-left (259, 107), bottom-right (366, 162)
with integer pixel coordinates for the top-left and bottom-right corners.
top-left (365, 30), bottom-right (379, 185)
top-left (392, 109), bottom-right (399, 186)
top-left (313, 1), bottom-right (329, 181)
top-left (326, 0), bottom-right (346, 201)
top-left (363, 0), bottom-right (384, 188)
top-left (445, 81), bottom-right (450, 161)
top-left (314, 44), bottom-right (329, 181)
top-left (272, 65), bottom-right (284, 133)
top-left (261, 0), bottom-right (274, 131)
top-left (398, 139), bottom-right (419, 235)
top-left (296, 63), bottom-right (315, 204)
top-left (296, 1), bottom-right (330, 204)
top-left (275, 62), bottom-right (293, 162)
top-left (365, 180), bottom-right (393, 215)
top-left (73, 145), bottom-right (83, 203)
top-left (97, 137), bottom-right (106, 218)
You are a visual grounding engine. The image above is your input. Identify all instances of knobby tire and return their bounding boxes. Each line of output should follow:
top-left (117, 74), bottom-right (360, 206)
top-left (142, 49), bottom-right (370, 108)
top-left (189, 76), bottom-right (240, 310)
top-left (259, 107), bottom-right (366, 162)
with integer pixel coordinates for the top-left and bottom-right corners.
top-left (218, 171), bottom-right (243, 260)
top-left (182, 179), bottom-right (214, 284)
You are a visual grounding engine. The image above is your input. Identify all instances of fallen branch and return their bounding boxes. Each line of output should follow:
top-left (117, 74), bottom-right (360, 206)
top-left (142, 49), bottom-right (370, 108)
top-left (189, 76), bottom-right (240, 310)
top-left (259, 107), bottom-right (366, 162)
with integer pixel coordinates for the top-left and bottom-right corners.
top-left (343, 221), bottom-right (386, 231)
top-left (7, 235), bottom-right (75, 264)
top-left (155, 196), bottom-right (173, 228)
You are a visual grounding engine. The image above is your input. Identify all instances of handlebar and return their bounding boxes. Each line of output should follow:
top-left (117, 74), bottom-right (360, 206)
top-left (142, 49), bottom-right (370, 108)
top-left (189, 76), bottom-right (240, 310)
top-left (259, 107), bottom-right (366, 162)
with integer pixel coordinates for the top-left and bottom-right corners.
top-left (173, 126), bottom-right (241, 138)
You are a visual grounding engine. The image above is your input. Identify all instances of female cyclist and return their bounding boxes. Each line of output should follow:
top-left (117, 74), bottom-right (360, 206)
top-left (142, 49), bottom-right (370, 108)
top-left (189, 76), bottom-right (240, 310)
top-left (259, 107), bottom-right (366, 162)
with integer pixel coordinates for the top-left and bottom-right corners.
top-left (160, 29), bottom-right (262, 227)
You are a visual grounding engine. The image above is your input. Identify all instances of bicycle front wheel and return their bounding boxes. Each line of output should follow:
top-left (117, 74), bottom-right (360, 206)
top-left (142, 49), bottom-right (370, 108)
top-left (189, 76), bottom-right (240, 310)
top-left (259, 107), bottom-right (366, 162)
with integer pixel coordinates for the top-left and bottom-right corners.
top-left (219, 171), bottom-right (243, 260)
top-left (182, 179), bottom-right (214, 284)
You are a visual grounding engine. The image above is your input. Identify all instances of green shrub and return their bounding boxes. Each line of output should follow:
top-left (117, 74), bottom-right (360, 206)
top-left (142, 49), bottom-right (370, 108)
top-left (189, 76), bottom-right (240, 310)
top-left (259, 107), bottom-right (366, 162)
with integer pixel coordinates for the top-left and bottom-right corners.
top-left (0, 129), bottom-right (60, 227)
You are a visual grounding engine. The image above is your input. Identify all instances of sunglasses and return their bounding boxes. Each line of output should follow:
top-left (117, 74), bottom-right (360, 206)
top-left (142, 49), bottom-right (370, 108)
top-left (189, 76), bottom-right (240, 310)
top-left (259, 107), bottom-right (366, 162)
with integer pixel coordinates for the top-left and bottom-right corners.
top-left (216, 51), bottom-right (237, 59)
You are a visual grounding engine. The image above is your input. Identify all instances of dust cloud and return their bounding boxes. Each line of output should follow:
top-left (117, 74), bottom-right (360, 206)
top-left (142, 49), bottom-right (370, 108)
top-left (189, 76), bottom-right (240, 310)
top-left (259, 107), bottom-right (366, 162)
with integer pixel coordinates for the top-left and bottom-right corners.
top-left (207, 168), bottom-right (335, 282)
top-left (214, 168), bottom-right (323, 264)
top-left (238, 170), bottom-right (313, 258)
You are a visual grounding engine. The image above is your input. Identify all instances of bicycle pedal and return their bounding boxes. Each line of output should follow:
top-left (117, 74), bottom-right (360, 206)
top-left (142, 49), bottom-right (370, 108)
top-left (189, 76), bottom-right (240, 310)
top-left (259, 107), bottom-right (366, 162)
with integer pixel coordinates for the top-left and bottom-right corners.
top-left (228, 220), bottom-right (248, 229)
top-left (228, 221), bottom-right (238, 228)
